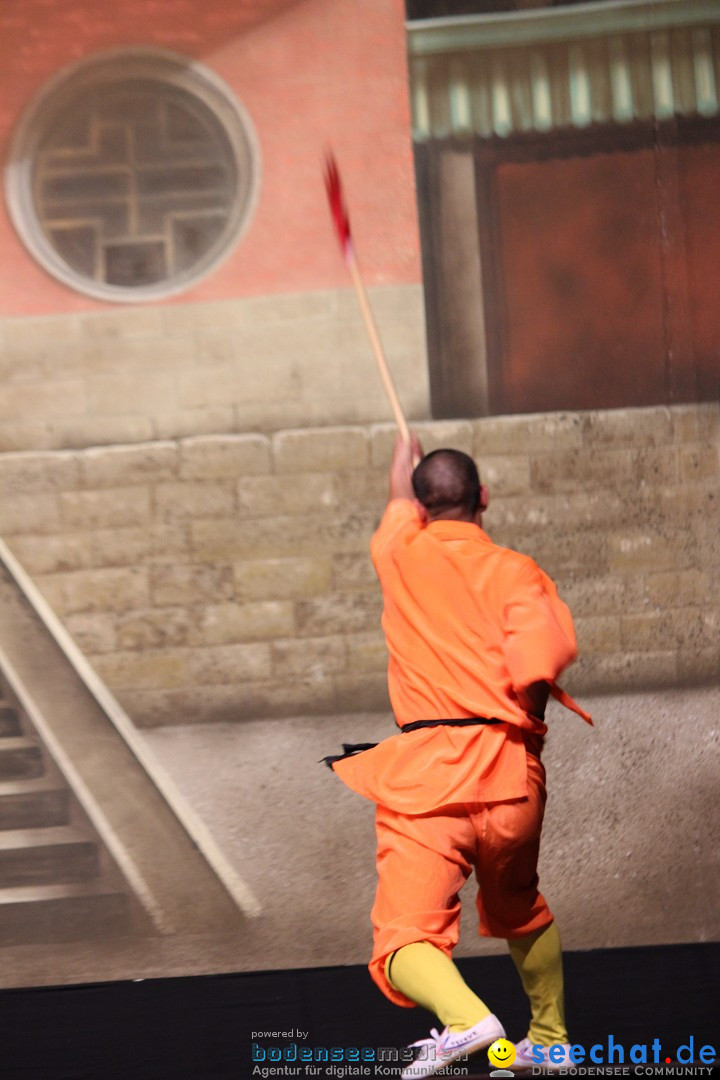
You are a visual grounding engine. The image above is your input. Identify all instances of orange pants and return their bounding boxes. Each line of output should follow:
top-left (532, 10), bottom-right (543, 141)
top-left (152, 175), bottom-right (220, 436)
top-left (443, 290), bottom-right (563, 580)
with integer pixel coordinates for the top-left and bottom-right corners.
top-left (369, 738), bottom-right (552, 1006)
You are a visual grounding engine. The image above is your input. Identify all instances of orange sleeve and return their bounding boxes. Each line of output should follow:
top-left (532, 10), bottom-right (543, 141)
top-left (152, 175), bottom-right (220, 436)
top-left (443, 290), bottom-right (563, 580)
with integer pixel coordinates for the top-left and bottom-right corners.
top-left (502, 557), bottom-right (578, 691)
top-left (370, 499), bottom-right (421, 566)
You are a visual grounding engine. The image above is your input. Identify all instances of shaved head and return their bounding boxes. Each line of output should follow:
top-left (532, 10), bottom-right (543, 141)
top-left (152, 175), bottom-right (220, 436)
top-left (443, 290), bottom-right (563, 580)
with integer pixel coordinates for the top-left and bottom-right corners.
top-left (411, 449), bottom-right (481, 521)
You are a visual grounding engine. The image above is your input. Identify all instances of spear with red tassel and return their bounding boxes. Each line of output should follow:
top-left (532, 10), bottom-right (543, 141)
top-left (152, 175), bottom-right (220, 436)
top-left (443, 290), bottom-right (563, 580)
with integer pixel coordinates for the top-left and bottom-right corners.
top-left (324, 153), bottom-right (412, 449)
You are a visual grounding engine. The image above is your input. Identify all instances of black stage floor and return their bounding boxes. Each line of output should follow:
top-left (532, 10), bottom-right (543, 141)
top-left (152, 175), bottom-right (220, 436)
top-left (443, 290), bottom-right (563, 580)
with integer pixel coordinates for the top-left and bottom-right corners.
top-left (0, 942), bottom-right (717, 1079)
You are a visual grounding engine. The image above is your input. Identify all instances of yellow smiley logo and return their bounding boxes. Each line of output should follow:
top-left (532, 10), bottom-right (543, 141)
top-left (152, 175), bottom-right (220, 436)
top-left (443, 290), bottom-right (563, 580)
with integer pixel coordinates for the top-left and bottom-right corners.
top-left (488, 1038), bottom-right (517, 1068)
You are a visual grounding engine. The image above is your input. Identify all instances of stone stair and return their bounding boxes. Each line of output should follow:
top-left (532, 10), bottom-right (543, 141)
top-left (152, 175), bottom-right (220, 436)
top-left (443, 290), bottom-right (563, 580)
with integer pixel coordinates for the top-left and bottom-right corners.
top-left (0, 776), bottom-right (69, 831)
top-left (0, 696), bottom-right (136, 945)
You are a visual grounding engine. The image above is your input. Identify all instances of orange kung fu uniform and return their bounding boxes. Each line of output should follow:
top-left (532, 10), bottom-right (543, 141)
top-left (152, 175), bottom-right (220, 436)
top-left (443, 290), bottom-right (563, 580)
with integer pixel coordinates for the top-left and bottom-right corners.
top-left (330, 499), bottom-right (590, 1008)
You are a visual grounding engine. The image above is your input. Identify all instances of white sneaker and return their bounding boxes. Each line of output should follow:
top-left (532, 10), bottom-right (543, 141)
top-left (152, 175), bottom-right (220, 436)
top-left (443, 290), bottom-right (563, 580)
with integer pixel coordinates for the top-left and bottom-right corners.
top-left (400, 1013), bottom-right (505, 1079)
top-left (510, 1037), bottom-right (575, 1072)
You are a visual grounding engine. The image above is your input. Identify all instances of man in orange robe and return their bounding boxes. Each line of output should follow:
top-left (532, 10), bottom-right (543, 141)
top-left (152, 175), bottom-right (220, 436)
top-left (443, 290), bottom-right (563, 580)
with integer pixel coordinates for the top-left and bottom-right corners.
top-left (328, 435), bottom-right (591, 1078)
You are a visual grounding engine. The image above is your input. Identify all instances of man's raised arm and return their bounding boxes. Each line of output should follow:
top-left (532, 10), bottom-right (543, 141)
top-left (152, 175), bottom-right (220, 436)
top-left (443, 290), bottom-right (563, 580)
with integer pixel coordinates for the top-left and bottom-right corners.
top-left (388, 432), bottom-right (423, 503)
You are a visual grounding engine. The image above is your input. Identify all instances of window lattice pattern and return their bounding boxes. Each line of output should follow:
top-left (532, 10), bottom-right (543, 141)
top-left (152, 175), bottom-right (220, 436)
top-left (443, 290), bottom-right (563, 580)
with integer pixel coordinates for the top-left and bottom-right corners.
top-left (36, 83), bottom-right (238, 288)
top-left (7, 50), bottom-right (258, 301)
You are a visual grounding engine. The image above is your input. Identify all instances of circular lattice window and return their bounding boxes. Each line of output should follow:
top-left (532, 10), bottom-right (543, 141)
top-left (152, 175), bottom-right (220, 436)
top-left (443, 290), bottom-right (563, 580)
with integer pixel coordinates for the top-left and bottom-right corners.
top-left (5, 48), bottom-right (259, 302)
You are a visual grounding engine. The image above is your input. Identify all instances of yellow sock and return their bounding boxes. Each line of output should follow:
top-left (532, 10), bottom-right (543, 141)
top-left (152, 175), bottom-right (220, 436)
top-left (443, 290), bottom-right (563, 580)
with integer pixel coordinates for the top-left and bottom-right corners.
top-left (385, 942), bottom-right (492, 1032)
top-left (508, 921), bottom-right (568, 1045)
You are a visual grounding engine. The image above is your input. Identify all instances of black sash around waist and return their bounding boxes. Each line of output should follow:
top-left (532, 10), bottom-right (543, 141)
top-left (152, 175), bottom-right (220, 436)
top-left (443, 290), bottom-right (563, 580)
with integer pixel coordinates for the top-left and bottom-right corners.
top-left (399, 716), bottom-right (502, 733)
top-left (322, 716), bottom-right (502, 769)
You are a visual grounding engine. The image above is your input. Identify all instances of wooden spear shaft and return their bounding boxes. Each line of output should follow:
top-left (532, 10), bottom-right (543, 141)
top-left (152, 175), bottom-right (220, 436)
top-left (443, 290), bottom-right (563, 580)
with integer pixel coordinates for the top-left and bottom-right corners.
top-left (345, 256), bottom-right (411, 447)
top-left (324, 153), bottom-right (412, 449)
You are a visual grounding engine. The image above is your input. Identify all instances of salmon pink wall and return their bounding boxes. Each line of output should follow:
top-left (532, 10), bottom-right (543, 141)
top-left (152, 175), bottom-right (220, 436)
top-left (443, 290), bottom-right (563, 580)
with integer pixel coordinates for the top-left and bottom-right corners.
top-left (0, 0), bottom-right (421, 316)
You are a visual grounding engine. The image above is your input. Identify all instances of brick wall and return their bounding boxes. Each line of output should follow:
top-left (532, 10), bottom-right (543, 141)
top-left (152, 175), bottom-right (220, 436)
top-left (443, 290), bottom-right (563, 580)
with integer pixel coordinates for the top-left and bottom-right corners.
top-left (0, 403), bottom-right (716, 727)
top-left (1, 0), bottom-right (419, 315)
top-left (0, 288), bottom-right (429, 450)
top-left (0, 0), bottom-right (430, 445)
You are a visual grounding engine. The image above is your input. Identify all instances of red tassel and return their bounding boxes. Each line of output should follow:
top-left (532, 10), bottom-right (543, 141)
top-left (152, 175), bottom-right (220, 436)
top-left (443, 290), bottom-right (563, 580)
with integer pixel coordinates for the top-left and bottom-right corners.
top-left (324, 152), bottom-right (352, 261)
